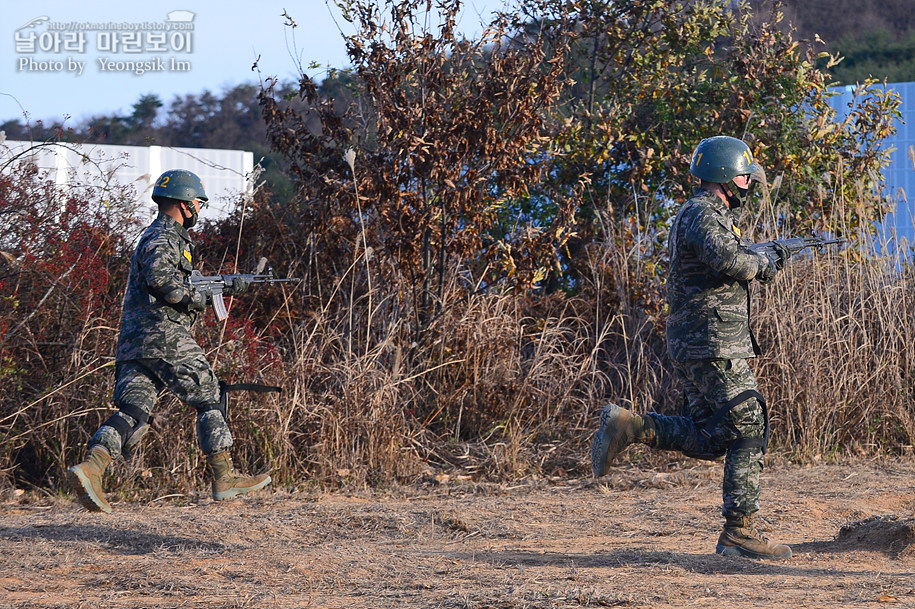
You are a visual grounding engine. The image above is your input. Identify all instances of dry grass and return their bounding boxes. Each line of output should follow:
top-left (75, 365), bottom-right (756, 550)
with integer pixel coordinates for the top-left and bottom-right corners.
top-left (3, 180), bottom-right (915, 497)
top-left (754, 247), bottom-right (915, 459)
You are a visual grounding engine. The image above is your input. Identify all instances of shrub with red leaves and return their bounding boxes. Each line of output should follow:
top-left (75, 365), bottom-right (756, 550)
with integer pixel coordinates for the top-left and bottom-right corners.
top-left (0, 154), bottom-right (138, 487)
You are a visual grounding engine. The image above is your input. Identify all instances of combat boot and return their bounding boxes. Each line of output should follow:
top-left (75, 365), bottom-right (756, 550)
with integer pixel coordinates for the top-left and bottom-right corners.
top-left (591, 403), bottom-right (656, 477)
top-left (716, 514), bottom-right (792, 560)
top-left (206, 451), bottom-right (271, 501)
top-left (67, 445), bottom-right (113, 513)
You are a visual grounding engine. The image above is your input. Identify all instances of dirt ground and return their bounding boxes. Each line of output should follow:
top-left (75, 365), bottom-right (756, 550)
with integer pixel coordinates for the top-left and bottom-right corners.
top-left (1, 459), bottom-right (914, 609)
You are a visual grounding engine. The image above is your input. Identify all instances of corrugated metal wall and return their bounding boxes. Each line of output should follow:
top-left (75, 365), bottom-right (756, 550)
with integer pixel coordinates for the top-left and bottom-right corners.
top-left (829, 82), bottom-right (915, 247)
top-left (0, 140), bottom-right (254, 223)
top-left (882, 81), bottom-right (915, 244)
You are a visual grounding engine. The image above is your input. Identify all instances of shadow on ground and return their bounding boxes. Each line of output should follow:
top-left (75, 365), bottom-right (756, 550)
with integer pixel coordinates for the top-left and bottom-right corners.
top-left (0, 524), bottom-right (227, 555)
top-left (432, 545), bottom-right (915, 578)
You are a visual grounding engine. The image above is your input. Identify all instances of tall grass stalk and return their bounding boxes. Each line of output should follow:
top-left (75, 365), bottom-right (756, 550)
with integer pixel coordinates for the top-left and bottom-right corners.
top-left (3, 185), bottom-right (914, 495)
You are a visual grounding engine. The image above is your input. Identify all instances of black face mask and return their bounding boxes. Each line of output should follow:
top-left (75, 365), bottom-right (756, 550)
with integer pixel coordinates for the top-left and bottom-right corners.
top-left (725, 179), bottom-right (755, 208)
top-left (179, 201), bottom-right (199, 229)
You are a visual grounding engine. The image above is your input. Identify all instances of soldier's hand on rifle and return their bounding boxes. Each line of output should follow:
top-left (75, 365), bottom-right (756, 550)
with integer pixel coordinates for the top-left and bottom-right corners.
top-left (228, 276), bottom-right (250, 296)
top-left (756, 255), bottom-right (778, 284)
top-left (186, 287), bottom-right (208, 312)
top-left (772, 242), bottom-right (792, 270)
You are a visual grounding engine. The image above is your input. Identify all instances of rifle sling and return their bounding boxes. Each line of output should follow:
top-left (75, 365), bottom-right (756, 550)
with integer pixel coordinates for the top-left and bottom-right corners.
top-left (197, 382), bottom-right (282, 419)
top-left (221, 382), bottom-right (283, 394)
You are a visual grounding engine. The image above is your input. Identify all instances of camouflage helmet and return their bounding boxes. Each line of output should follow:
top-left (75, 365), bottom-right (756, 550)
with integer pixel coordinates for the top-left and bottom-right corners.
top-left (151, 169), bottom-right (208, 205)
top-left (689, 136), bottom-right (763, 207)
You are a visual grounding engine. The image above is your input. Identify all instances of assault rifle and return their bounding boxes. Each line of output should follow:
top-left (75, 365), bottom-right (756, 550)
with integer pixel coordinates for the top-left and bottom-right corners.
top-left (749, 236), bottom-right (846, 265)
top-left (188, 258), bottom-right (299, 321)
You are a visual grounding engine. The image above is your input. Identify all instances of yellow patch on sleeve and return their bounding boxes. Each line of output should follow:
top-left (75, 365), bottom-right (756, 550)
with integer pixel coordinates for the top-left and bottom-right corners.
top-left (732, 225), bottom-right (742, 238)
top-left (183, 249), bottom-right (193, 263)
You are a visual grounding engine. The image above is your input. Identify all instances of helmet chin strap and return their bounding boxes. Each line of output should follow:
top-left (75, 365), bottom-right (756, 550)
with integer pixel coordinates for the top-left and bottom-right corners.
top-left (723, 179), bottom-right (755, 209)
top-left (723, 184), bottom-right (743, 209)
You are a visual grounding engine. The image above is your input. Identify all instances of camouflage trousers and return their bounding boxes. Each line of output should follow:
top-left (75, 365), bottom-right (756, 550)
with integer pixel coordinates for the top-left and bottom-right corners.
top-left (90, 356), bottom-right (233, 459)
top-left (645, 358), bottom-right (766, 518)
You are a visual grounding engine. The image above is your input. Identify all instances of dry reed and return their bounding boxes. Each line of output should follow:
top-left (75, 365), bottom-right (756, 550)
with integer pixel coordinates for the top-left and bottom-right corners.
top-left (3, 186), bottom-right (915, 497)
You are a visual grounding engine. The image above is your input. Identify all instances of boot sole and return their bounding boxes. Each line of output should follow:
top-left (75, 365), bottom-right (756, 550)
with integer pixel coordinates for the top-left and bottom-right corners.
top-left (716, 543), bottom-right (792, 560)
top-left (67, 466), bottom-right (112, 513)
top-left (591, 404), bottom-right (625, 477)
top-left (212, 475), bottom-right (272, 501)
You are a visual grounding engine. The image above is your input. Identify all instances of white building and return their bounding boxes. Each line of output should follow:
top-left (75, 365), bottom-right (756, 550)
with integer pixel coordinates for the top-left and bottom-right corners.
top-left (0, 139), bottom-right (255, 223)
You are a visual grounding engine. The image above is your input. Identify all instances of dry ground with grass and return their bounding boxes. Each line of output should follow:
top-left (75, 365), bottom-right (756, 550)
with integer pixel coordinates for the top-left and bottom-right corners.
top-left (1, 459), bottom-right (914, 609)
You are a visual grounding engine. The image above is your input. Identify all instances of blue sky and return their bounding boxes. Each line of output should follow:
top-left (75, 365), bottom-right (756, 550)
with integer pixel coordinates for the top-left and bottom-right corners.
top-left (0, 0), bottom-right (507, 126)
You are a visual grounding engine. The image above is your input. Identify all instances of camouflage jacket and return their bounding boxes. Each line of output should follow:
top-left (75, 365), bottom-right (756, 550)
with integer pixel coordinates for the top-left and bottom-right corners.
top-left (115, 213), bottom-right (201, 362)
top-left (665, 188), bottom-right (769, 361)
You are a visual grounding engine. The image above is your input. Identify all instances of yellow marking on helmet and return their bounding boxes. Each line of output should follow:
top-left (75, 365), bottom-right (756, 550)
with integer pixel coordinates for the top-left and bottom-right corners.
top-left (695, 152), bottom-right (703, 165)
top-left (183, 249), bottom-right (192, 263)
top-left (743, 150), bottom-right (753, 165)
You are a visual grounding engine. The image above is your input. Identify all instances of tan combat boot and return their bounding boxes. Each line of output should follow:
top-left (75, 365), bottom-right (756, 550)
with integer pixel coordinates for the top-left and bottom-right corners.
top-left (206, 451), bottom-right (271, 501)
top-left (716, 514), bottom-right (792, 559)
top-left (591, 403), bottom-right (656, 477)
top-left (67, 446), bottom-right (113, 513)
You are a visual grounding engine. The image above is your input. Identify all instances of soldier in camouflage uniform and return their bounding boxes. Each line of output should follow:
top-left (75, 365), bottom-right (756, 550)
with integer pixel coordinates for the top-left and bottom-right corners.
top-left (591, 136), bottom-right (793, 559)
top-left (67, 169), bottom-right (271, 513)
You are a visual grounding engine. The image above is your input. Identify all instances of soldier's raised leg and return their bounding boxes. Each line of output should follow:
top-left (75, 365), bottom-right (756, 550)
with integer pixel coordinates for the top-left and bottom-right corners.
top-left (592, 359), bottom-right (791, 559)
top-left (591, 404), bottom-right (656, 477)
